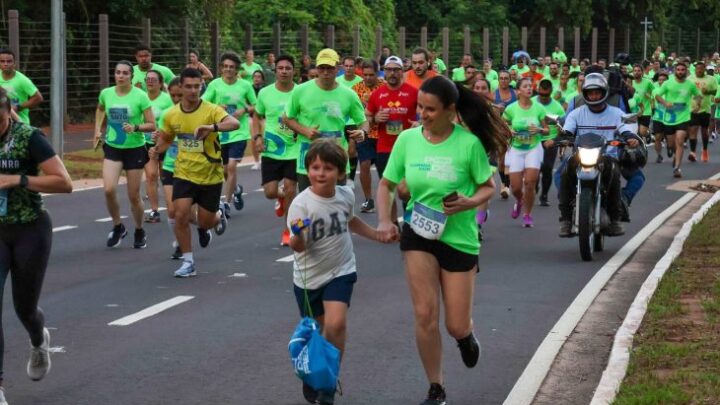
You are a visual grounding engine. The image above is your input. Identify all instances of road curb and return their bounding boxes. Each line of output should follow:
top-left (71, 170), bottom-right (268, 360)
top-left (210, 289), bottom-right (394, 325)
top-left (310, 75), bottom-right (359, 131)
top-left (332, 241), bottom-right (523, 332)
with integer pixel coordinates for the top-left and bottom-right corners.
top-left (590, 190), bottom-right (720, 404)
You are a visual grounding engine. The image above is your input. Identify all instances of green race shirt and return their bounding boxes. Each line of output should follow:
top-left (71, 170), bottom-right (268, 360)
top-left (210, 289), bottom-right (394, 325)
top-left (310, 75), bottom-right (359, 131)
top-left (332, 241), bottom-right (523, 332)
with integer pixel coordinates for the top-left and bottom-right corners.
top-left (510, 64), bottom-right (530, 75)
top-left (657, 76), bottom-right (700, 125)
top-left (336, 75), bottom-right (362, 88)
top-left (631, 78), bottom-right (655, 117)
top-left (255, 84), bottom-right (298, 161)
top-left (485, 69), bottom-right (499, 83)
top-left (532, 96), bottom-right (564, 141)
top-left (714, 86), bottom-right (720, 119)
top-left (452, 67), bottom-right (466, 82)
top-left (98, 86), bottom-right (151, 149)
top-left (502, 100), bottom-right (546, 150)
top-left (284, 80), bottom-right (366, 175)
top-left (240, 62), bottom-right (263, 83)
top-left (132, 63), bottom-right (175, 92)
top-left (689, 75), bottom-right (717, 114)
top-left (0, 71), bottom-right (39, 124)
top-left (552, 51), bottom-right (568, 64)
top-left (158, 105), bottom-right (179, 173)
top-left (434, 58), bottom-right (447, 74)
top-left (382, 124), bottom-right (493, 255)
top-left (146, 92), bottom-right (173, 144)
top-left (202, 77), bottom-right (257, 144)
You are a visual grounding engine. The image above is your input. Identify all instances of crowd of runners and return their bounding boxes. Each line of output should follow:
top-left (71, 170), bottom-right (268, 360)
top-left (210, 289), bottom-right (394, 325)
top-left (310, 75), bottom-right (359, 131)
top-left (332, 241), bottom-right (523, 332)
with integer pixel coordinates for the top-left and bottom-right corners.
top-left (0, 39), bottom-right (719, 405)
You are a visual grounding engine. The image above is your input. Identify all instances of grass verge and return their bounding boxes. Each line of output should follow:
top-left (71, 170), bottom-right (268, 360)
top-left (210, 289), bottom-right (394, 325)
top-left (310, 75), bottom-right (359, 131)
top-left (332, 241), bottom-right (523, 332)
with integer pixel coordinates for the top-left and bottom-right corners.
top-left (614, 202), bottom-right (720, 405)
top-left (63, 148), bottom-right (104, 180)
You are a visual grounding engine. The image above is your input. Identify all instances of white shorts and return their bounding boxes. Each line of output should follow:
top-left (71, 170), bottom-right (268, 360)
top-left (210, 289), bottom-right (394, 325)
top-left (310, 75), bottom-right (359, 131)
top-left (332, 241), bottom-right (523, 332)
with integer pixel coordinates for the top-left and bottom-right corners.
top-left (506, 144), bottom-right (543, 173)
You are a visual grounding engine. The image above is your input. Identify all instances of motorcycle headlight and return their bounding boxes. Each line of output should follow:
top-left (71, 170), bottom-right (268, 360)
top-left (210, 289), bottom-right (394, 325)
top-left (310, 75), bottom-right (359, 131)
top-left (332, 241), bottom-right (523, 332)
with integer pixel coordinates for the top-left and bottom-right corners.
top-left (578, 147), bottom-right (601, 166)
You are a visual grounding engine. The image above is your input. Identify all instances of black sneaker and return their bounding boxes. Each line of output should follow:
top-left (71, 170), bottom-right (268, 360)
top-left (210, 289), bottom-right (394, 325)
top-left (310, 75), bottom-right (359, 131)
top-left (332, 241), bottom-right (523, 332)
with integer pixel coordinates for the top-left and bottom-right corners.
top-left (144, 210), bottom-right (161, 223)
top-left (656, 154), bottom-right (663, 163)
top-left (457, 332), bottom-right (481, 368)
top-left (539, 194), bottom-right (550, 206)
top-left (133, 228), bottom-right (147, 249)
top-left (171, 245), bottom-right (182, 260)
top-left (360, 198), bottom-right (375, 213)
top-left (222, 201), bottom-right (231, 219)
top-left (106, 223), bottom-right (127, 248)
top-left (559, 219), bottom-right (573, 237)
top-left (420, 383), bottom-right (446, 405)
top-left (215, 205), bottom-right (228, 235)
top-left (233, 184), bottom-right (244, 211)
top-left (317, 390), bottom-right (336, 405)
top-left (302, 382), bottom-right (318, 404)
top-left (198, 227), bottom-right (212, 248)
top-left (605, 221), bottom-right (625, 237)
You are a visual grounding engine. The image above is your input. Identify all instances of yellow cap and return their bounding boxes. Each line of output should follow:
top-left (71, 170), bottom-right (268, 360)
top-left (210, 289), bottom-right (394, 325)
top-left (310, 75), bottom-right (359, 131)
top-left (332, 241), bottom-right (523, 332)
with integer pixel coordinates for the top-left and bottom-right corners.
top-left (316, 48), bottom-right (340, 67)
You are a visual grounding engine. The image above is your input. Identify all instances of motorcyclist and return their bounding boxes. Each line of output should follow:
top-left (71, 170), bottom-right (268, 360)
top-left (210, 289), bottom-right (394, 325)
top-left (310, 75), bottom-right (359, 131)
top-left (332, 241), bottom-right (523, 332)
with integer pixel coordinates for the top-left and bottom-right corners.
top-left (558, 73), bottom-right (641, 237)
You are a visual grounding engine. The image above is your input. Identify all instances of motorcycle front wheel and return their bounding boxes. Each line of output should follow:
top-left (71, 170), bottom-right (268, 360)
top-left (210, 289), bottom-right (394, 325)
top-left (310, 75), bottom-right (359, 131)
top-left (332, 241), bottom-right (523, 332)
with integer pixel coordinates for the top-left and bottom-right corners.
top-left (578, 187), bottom-right (595, 261)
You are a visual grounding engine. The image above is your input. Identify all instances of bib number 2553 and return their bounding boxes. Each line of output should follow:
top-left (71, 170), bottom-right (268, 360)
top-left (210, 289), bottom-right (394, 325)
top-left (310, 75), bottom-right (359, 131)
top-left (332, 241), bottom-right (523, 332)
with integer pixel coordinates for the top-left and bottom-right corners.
top-left (410, 202), bottom-right (447, 240)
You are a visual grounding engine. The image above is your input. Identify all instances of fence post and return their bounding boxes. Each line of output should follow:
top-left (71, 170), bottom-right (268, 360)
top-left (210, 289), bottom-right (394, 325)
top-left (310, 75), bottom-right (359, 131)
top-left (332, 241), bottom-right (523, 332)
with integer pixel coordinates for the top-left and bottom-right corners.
top-left (696, 28), bottom-right (700, 60)
top-left (558, 27), bottom-right (564, 52)
top-left (375, 26), bottom-right (383, 59)
top-left (351, 25), bottom-right (359, 57)
top-left (62, 12), bottom-right (67, 125)
top-left (521, 26), bottom-right (527, 51)
top-left (421, 26), bottom-right (427, 49)
top-left (99, 14), bottom-right (109, 90)
top-left (272, 23), bottom-right (281, 55)
top-left (483, 28), bottom-right (489, 62)
top-left (609, 28), bottom-right (615, 63)
top-left (442, 27), bottom-right (449, 75)
top-left (502, 27), bottom-right (509, 66)
top-left (244, 25), bottom-right (253, 51)
top-left (591, 27), bottom-right (597, 62)
top-left (211, 22), bottom-right (219, 76)
top-left (399, 27), bottom-right (406, 58)
top-left (300, 24), bottom-right (308, 57)
top-left (325, 25), bottom-right (335, 49)
top-left (625, 27), bottom-right (630, 53)
top-left (142, 17), bottom-right (151, 46)
top-left (539, 27), bottom-right (546, 57)
top-left (574, 27), bottom-right (580, 60)
top-left (463, 26), bottom-right (470, 55)
top-left (182, 18), bottom-right (190, 58)
top-left (8, 10), bottom-right (19, 63)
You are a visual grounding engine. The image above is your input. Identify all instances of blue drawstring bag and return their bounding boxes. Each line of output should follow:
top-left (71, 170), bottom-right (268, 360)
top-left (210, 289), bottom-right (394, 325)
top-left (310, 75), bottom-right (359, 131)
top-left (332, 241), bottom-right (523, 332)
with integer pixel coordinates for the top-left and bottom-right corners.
top-left (288, 317), bottom-right (340, 391)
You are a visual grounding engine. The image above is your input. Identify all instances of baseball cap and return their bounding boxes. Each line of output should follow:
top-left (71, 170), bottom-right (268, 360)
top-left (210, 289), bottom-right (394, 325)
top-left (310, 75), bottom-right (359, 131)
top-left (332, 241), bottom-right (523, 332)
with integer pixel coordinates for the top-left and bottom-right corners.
top-left (315, 48), bottom-right (340, 67)
top-left (384, 56), bottom-right (403, 69)
top-left (531, 59), bottom-right (540, 65)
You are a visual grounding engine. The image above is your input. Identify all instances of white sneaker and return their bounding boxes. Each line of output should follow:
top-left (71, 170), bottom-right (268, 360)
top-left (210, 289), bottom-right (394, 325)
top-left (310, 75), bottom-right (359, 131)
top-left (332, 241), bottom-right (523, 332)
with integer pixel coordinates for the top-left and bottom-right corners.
top-left (27, 328), bottom-right (51, 381)
top-left (174, 260), bottom-right (196, 278)
top-left (0, 387), bottom-right (8, 405)
top-left (251, 162), bottom-right (261, 170)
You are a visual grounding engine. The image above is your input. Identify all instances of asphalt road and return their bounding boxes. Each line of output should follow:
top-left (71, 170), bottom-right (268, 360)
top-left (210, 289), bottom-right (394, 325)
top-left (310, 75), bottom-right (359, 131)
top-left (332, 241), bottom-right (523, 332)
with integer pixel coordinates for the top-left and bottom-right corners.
top-left (2, 147), bottom-right (719, 405)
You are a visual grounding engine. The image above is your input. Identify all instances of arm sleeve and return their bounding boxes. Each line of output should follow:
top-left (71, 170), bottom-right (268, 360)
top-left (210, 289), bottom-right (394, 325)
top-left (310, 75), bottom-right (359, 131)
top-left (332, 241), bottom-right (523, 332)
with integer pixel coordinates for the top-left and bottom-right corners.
top-left (245, 83), bottom-right (257, 106)
top-left (28, 129), bottom-right (56, 164)
top-left (285, 88), bottom-right (300, 119)
top-left (562, 109), bottom-right (578, 134)
top-left (139, 91), bottom-right (152, 111)
top-left (22, 76), bottom-right (39, 97)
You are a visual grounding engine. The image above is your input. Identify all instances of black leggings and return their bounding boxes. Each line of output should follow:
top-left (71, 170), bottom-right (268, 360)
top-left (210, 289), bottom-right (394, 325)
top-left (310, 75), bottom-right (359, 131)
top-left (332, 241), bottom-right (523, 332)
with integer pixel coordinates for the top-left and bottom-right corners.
top-left (540, 143), bottom-right (559, 197)
top-left (0, 211), bottom-right (52, 383)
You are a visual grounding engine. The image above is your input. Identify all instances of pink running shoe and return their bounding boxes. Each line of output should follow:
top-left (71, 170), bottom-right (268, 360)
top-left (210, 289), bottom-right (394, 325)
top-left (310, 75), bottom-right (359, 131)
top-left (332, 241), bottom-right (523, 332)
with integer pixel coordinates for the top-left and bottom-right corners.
top-left (522, 214), bottom-right (534, 228)
top-left (511, 201), bottom-right (522, 219)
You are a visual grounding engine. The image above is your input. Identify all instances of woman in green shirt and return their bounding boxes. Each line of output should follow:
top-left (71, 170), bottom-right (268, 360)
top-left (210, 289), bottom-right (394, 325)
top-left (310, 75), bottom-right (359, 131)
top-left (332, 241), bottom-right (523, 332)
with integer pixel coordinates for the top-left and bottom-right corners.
top-left (143, 70), bottom-right (173, 223)
top-left (376, 76), bottom-right (509, 405)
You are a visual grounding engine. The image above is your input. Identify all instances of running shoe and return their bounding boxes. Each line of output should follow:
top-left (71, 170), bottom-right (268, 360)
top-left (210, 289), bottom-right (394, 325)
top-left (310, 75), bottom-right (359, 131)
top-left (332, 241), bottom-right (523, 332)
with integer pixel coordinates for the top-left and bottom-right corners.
top-left (198, 228), bottom-right (213, 248)
top-left (656, 154), bottom-right (663, 163)
top-left (215, 206), bottom-right (228, 235)
top-left (106, 223), bottom-right (127, 248)
top-left (522, 214), bottom-right (534, 228)
top-left (281, 229), bottom-right (291, 246)
top-left (511, 201), bottom-right (522, 219)
top-left (702, 149), bottom-right (709, 162)
top-left (456, 332), bottom-right (481, 368)
top-left (133, 228), bottom-right (147, 249)
top-left (144, 210), bottom-right (161, 223)
top-left (559, 220), bottom-right (573, 237)
top-left (539, 194), bottom-right (549, 207)
top-left (223, 201), bottom-right (232, 219)
top-left (420, 383), bottom-right (447, 405)
top-left (251, 162), bottom-right (261, 170)
top-left (27, 328), bottom-right (51, 381)
top-left (667, 148), bottom-right (674, 158)
top-left (302, 382), bottom-right (318, 404)
top-left (275, 197), bottom-right (285, 217)
top-left (174, 260), bottom-right (196, 278)
top-left (688, 151), bottom-right (697, 162)
top-left (171, 245), bottom-right (182, 260)
top-left (500, 186), bottom-right (510, 199)
top-left (360, 198), bottom-right (375, 213)
top-left (673, 167), bottom-right (682, 178)
top-left (0, 387), bottom-right (7, 405)
top-left (605, 221), bottom-right (625, 237)
top-left (711, 130), bottom-right (717, 142)
top-left (317, 390), bottom-right (336, 405)
top-left (233, 185), bottom-right (244, 211)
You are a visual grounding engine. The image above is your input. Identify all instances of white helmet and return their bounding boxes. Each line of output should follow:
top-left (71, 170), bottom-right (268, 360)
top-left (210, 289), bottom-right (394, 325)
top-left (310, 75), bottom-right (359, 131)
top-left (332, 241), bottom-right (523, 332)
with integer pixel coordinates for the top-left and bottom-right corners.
top-left (582, 73), bottom-right (609, 106)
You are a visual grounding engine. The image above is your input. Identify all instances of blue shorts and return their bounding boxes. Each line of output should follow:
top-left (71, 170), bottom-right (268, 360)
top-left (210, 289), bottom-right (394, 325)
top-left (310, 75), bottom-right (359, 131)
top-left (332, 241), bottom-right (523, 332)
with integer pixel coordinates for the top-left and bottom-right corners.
top-left (294, 272), bottom-right (357, 318)
top-left (221, 140), bottom-right (247, 163)
top-left (356, 138), bottom-right (377, 163)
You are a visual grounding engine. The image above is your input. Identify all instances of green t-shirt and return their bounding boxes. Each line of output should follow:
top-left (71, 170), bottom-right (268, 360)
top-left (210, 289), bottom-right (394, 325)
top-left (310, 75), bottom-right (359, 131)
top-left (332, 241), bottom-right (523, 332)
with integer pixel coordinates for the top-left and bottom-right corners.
top-left (485, 69), bottom-right (499, 82)
top-left (145, 92), bottom-right (173, 144)
top-left (382, 124), bottom-right (493, 255)
top-left (546, 75), bottom-right (560, 92)
top-left (552, 51), bottom-right (568, 64)
top-left (0, 71), bottom-right (39, 124)
top-left (510, 65), bottom-right (530, 75)
top-left (657, 76), bottom-right (701, 125)
top-left (651, 87), bottom-right (666, 122)
top-left (240, 62), bottom-right (263, 83)
top-left (434, 58), bottom-right (447, 74)
top-left (201, 77), bottom-right (257, 144)
top-left (502, 101), bottom-right (546, 150)
top-left (255, 84), bottom-right (298, 161)
top-left (569, 65), bottom-right (581, 73)
top-left (554, 86), bottom-right (574, 105)
top-left (132, 63), bottom-right (175, 92)
top-left (631, 78), bottom-right (655, 117)
top-left (689, 75), bottom-right (717, 114)
top-left (541, 66), bottom-right (550, 78)
top-left (715, 86), bottom-right (720, 119)
top-left (158, 105), bottom-right (179, 173)
top-left (336, 75), bottom-right (362, 88)
top-left (98, 86), bottom-right (151, 149)
top-left (284, 80), bottom-right (366, 175)
top-left (452, 67), bottom-right (466, 82)
top-left (532, 96), bottom-right (564, 141)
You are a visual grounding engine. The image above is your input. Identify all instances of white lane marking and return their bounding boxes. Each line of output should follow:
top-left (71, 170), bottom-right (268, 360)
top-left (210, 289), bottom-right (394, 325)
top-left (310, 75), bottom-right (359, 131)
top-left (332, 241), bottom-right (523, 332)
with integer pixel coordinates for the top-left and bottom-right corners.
top-left (276, 254), bottom-right (295, 263)
top-left (254, 188), bottom-right (264, 192)
top-left (229, 273), bottom-right (248, 278)
top-left (52, 225), bottom-right (78, 232)
top-left (591, 190), bottom-right (720, 404)
top-left (96, 215), bottom-right (127, 223)
top-left (108, 296), bottom-right (194, 326)
top-left (503, 191), bottom-right (700, 405)
top-left (49, 346), bottom-right (66, 353)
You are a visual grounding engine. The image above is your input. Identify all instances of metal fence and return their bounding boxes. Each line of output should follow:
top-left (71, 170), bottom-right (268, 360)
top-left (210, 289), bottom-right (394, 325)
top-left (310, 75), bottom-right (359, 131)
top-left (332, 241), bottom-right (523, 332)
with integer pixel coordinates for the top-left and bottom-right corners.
top-left (4, 10), bottom-right (720, 126)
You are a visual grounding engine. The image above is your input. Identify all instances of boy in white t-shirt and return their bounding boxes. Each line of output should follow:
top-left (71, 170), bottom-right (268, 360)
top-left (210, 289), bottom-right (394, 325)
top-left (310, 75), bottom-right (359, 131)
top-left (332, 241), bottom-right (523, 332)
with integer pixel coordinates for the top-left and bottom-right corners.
top-left (288, 139), bottom-right (381, 405)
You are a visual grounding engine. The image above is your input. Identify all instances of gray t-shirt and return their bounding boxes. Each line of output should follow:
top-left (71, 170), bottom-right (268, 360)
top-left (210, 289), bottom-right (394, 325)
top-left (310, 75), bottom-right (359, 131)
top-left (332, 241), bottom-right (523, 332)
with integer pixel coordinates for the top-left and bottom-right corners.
top-left (287, 185), bottom-right (356, 289)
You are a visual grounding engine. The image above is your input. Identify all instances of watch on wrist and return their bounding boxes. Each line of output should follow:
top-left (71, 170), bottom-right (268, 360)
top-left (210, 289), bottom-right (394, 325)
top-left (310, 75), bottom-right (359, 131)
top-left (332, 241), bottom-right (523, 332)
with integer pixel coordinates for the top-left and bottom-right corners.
top-left (19, 174), bottom-right (28, 188)
top-left (134, 124), bottom-right (139, 132)
top-left (213, 123), bottom-right (219, 132)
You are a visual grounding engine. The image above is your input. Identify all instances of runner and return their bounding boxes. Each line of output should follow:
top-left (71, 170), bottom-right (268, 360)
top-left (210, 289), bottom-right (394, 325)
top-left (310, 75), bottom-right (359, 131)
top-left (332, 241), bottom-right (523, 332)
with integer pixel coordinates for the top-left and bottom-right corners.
top-left (288, 139), bottom-right (383, 405)
top-left (483, 59), bottom-right (499, 90)
top-left (240, 50), bottom-right (263, 83)
top-left (493, 71), bottom-right (517, 199)
top-left (375, 76), bottom-right (508, 405)
top-left (510, 56), bottom-right (529, 76)
top-left (151, 68), bottom-right (240, 278)
top-left (352, 60), bottom-right (384, 213)
top-left (552, 46), bottom-right (568, 64)
top-left (186, 50), bottom-right (214, 84)
top-left (143, 70), bottom-right (173, 223)
top-left (405, 48), bottom-right (438, 90)
top-left (452, 54), bottom-right (473, 82)
top-left (533, 79), bottom-right (565, 207)
top-left (252, 70), bottom-right (265, 96)
top-left (262, 52), bottom-right (276, 85)
top-left (655, 61), bottom-right (700, 177)
top-left (337, 56), bottom-right (364, 186)
top-left (502, 77), bottom-right (548, 227)
top-left (202, 52), bottom-right (257, 216)
top-left (631, 64), bottom-right (655, 143)
top-left (283, 48), bottom-right (368, 192)
top-left (521, 60), bottom-right (545, 90)
top-left (651, 72), bottom-right (669, 163)
top-left (336, 57), bottom-right (363, 88)
top-left (0, 87), bottom-right (72, 405)
top-left (688, 61), bottom-right (717, 162)
top-left (253, 55), bottom-right (299, 247)
top-left (132, 45), bottom-right (175, 92)
top-left (94, 60), bottom-right (155, 249)
top-left (472, 77), bottom-right (498, 239)
top-left (0, 49), bottom-right (43, 125)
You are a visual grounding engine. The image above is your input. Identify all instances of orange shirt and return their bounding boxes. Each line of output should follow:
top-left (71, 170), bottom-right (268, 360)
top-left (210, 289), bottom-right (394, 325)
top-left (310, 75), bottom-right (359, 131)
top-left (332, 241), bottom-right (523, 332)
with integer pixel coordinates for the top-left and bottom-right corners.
top-left (404, 69), bottom-right (438, 90)
top-left (522, 71), bottom-right (545, 90)
top-left (352, 79), bottom-right (385, 139)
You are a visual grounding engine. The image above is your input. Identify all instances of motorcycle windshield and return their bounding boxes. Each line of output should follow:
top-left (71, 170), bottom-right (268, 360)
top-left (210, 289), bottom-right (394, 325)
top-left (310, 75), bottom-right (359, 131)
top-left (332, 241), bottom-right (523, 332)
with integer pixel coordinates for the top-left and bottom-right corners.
top-left (575, 132), bottom-right (606, 148)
